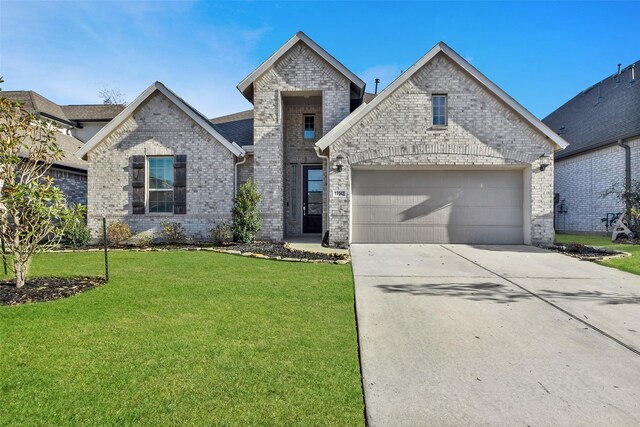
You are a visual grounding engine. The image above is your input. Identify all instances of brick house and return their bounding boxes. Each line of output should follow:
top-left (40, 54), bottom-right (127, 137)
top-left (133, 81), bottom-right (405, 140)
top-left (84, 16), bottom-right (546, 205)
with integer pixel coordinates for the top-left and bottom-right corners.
top-left (3, 90), bottom-right (123, 205)
top-left (78, 32), bottom-right (568, 246)
top-left (543, 61), bottom-right (639, 234)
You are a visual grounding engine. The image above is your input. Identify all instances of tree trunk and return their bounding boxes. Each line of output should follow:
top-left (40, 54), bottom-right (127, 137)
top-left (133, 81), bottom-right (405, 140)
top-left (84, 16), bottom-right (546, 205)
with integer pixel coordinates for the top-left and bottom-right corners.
top-left (14, 258), bottom-right (29, 288)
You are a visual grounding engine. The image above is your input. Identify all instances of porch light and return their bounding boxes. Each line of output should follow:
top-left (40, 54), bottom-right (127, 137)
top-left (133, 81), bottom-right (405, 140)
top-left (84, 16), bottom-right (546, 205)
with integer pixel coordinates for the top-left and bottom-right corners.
top-left (335, 155), bottom-right (344, 172)
top-left (539, 154), bottom-right (549, 171)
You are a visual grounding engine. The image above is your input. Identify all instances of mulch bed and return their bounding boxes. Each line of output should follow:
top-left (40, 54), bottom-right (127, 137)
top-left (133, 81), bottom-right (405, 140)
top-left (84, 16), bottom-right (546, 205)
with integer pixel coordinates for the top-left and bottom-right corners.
top-left (0, 276), bottom-right (105, 306)
top-left (215, 241), bottom-right (348, 261)
top-left (548, 243), bottom-right (628, 260)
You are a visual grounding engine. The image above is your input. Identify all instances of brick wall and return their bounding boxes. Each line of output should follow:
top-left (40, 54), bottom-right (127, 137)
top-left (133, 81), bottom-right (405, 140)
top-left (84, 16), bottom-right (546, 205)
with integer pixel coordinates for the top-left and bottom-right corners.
top-left (283, 103), bottom-right (323, 236)
top-left (237, 154), bottom-right (254, 188)
top-left (252, 41), bottom-right (350, 240)
top-left (328, 53), bottom-right (556, 246)
top-left (555, 135), bottom-right (640, 233)
top-left (48, 168), bottom-right (87, 206)
top-left (86, 91), bottom-right (236, 241)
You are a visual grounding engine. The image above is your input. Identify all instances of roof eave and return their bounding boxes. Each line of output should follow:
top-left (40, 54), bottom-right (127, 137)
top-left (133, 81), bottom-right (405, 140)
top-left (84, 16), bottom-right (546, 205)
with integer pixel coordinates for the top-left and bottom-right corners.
top-left (317, 42), bottom-right (569, 152)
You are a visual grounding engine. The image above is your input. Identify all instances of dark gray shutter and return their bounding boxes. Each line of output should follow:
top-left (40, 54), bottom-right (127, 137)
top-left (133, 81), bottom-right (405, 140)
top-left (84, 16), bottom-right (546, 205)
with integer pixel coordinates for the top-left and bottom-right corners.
top-left (173, 155), bottom-right (187, 214)
top-left (132, 155), bottom-right (145, 215)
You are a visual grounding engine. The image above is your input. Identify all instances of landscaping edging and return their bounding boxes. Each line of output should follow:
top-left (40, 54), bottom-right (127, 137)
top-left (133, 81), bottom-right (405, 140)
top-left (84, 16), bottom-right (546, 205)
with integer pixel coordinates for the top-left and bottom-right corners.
top-left (49, 244), bottom-right (351, 264)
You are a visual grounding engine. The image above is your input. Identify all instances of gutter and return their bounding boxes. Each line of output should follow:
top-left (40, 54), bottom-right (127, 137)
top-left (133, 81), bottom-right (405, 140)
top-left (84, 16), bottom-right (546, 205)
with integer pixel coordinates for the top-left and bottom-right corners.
top-left (618, 138), bottom-right (632, 213)
top-left (234, 152), bottom-right (247, 198)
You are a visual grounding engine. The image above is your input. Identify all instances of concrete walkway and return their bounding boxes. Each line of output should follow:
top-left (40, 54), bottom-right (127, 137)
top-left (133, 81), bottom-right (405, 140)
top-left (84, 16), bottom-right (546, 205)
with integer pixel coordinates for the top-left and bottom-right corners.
top-left (351, 244), bottom-right (640, 426)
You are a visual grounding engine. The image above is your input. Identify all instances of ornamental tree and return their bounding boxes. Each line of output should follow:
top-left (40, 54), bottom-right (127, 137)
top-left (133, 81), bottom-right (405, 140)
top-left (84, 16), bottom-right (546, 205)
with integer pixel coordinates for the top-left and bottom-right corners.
top-left (0, 81), bottom-right (73, 288)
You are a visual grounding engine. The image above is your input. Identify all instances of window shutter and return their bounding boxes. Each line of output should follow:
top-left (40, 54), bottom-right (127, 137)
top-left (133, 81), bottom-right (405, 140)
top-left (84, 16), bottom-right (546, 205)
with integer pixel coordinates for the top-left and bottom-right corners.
top-left (173, 154), bottom-right (187, 214)
top-left (132, 155), bottom-right (145, 215)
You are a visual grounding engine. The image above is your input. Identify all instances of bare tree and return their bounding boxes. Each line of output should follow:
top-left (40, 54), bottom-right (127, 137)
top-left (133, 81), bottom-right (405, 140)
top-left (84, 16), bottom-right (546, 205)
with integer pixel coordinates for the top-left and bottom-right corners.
top-left (0, 79), bottom-right (73, 288)
top-left (98, 87), bottom-right (127, 106)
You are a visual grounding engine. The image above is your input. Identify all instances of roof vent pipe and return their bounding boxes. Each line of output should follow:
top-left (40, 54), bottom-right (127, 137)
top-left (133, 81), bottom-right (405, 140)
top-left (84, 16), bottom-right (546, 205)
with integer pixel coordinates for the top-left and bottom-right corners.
top-left (374, 78), bottom-right (380, 95)
top-left (632, 64), bottom-right (636, 82)
top-left (617, 64), bottom-right (622, 82)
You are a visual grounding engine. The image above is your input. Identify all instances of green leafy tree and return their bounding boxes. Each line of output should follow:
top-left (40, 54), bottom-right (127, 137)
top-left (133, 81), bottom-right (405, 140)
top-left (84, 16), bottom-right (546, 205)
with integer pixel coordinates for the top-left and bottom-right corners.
top-left (0, 81), bottom-right (72, 287)
top-left (231, 179), bottom-right (262, 243)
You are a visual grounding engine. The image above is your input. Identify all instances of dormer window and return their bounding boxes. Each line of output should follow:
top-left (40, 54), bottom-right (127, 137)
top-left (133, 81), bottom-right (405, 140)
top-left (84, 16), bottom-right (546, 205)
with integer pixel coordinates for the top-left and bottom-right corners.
top-left (432, 94), bottom-right (447, 126)
top-left (304, 114), bottom-right (315, 140)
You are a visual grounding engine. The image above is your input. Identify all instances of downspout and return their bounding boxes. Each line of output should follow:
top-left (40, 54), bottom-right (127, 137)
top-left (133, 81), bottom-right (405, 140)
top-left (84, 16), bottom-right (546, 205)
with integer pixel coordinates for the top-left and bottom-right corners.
top-left (234, 153), bottom-right (247, 198)
top-left (618, 138), bottom-right (632, 213)
top-left (314, 146), bottom-right (331, 247)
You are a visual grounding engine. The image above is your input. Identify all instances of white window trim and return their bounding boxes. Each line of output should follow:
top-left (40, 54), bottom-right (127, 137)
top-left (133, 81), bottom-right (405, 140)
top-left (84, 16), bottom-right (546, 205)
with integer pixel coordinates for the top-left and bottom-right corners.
top-left (432, 94), bottom-right (448, 128)
top-left (146, 155), bottom-right (175, 215)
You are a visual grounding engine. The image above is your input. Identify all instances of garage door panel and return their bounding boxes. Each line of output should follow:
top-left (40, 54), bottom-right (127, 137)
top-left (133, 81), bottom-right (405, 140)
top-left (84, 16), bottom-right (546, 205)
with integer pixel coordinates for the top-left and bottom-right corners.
top-left (351, 169), bottom-right (524, 244)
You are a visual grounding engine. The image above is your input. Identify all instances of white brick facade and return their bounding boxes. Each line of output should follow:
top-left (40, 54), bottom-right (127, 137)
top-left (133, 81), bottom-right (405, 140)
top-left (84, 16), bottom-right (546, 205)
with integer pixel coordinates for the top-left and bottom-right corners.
top-left (555, 135), bottom-right (639, 233)
top-left (86, 91), bottom-right (235, 240)
top-left (327, 53), bottom-right (556, 246)
top-left (252, 41), bottom-right (350, 240)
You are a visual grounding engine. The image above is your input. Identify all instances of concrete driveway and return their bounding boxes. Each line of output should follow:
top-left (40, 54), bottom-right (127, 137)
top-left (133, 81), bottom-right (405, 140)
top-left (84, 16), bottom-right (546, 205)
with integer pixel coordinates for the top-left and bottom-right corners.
top-left (351, 244), bottom-right (640, 426)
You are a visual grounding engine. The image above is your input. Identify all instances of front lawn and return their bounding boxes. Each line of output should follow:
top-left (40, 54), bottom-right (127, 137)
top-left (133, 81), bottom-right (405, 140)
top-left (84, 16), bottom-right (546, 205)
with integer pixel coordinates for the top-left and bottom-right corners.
top-left (555, 233), bottom-right (640, 276)
top-left (0, 251), bottom-right (364, 426)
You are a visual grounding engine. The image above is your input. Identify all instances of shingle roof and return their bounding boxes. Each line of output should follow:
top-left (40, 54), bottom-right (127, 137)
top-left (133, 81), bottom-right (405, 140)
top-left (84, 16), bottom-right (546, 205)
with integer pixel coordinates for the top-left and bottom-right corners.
top-left (61, 104), bottom-right (124, 121)
top-left (3, 90), bottom-right (70, 123)
top-left (210, 110), bottom-right (254, 147)
top-left (21, 131), bottom-right (87, 171)
top-left (543, 60), bottom-right (640, 160)
top-left (363, 92), bottom-right (377, 103)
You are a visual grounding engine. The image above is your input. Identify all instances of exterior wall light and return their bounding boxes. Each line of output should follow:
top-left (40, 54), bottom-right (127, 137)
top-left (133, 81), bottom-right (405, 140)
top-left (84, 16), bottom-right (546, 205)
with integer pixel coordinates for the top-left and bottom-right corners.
top-left (335, 155), bottom-right (344, 172)
top-left (539, 154), bottom-right (550, 171)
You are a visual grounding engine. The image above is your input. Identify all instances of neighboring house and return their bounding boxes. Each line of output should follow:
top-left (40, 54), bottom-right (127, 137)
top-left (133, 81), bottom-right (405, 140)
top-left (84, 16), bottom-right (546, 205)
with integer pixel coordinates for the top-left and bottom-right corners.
top-left (2, 90), bottom-right (123, 205)
top-left (543, 61), bottom-right (640, 233)
top-left (78, 31), bottom-right (567, 246)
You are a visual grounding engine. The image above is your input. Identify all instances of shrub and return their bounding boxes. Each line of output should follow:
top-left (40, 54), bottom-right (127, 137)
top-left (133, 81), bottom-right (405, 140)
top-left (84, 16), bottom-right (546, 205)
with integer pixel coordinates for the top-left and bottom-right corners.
top-left (231, 179), bottom-right (262, 243)
top-left (137, 231), bottom-right (154, 247)
top-left (602, 179), bottom-right (640, 234)
top-left (211, 221), bottom-right (232, 245)
top-left (106, 221), bottom-right (132, 246)
top-left (160, 221), bottom-right (186, 243)
top-left (63, 204), bottom-right (90, 248)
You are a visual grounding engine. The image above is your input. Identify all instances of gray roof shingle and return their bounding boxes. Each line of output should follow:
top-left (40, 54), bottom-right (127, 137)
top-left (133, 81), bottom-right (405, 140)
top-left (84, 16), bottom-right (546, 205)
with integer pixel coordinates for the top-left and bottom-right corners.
top-left (543, 60), bottom-right (640, 159)
top-left (61, 104), bottom-right (124, 121)
top-left (210, 110), bottom-right (254, 147)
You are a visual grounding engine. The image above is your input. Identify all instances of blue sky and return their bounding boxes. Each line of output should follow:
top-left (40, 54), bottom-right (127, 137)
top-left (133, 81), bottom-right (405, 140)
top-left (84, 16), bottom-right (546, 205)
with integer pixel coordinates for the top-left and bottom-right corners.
top-left (1, 1), bottom-right (637, 119)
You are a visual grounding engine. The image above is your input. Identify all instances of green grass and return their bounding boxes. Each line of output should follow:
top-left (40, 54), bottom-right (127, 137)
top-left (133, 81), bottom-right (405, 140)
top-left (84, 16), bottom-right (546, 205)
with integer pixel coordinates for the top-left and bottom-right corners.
top-left (0, 251), bottom-right (364, 426)
top-left (555, 233), bottom-right (640, 276)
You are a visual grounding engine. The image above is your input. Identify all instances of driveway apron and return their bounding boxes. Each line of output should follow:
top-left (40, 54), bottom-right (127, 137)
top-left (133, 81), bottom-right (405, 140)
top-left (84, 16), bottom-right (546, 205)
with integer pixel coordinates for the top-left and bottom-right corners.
top-left (351, 244), bottom-right (640, 426)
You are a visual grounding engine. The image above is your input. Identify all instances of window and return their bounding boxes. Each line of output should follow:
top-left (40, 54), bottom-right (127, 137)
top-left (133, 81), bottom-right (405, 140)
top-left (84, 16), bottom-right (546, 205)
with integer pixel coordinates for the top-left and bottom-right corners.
top-left (432, 95), bottom-right (447, 126)
top-left (148, 157), bottom-right (174, 213)
top-left (304, 114), bottom-right (315, 140)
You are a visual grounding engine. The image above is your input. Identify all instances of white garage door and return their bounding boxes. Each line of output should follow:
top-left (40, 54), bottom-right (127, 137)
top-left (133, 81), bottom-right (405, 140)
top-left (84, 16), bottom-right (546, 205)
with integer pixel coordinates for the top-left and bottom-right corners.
top-left (351, 169), bottom-right (524, 244)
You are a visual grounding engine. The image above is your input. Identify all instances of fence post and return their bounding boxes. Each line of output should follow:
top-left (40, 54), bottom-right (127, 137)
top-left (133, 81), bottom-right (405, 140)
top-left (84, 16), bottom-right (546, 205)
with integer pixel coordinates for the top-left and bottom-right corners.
top-left (1, 237), bottom-right (7, 275)
top-left (103, 216), bottom-right (109, 282)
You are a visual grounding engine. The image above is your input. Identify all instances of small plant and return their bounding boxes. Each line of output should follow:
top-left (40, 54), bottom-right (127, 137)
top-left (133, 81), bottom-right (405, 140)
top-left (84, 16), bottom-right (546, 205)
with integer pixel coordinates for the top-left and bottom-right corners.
top-left (137, 231), bottom-right (154, 247)
top-left (160, 221), bottom-right (186, 243)
top-left (63, 204), bottom-right (90, 248)
top-left (231, 179), bottom-right (262, 243)
top-left (106, 221), bottom-right (132, 246)
top-left (211, 221), bottom-right (232, 245)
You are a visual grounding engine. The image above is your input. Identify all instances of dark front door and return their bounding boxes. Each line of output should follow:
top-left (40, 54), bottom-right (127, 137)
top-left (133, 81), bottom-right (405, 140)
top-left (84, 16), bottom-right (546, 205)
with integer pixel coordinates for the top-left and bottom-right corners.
top-left (303, 165), bottom-right (323, 233)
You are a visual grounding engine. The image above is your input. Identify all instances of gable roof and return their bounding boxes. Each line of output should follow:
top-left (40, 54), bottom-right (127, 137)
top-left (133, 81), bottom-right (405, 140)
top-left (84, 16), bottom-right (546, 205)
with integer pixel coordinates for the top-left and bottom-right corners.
top-left (61, 104), bottom-right (125, 121)
top-left (3, 90), bottom-right (73, 125)
top-left (77, 82), bottom-right (246, 159)
top-left (237, 31), bottom-right (366, 102)
top-left (316, 42), bottom-right (569, 152)
top-left (543, 60), bottom-right (640, 160)
top-left (210, 110), bottom-right (254, 147)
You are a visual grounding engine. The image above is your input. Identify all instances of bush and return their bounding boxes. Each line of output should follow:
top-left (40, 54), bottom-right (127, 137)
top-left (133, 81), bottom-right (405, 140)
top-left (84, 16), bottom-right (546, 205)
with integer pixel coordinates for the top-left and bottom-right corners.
top-left (136, 231), bottom-right (154, 247)
top-left (160, 221), bottom-right (186, 243)
top-left (211, 221), bottom-right (232, 245)
top-left (63, 204), bottom-right (90, 248)
top-left (106, 221), bottom-right (132, 246)
top-left (231, 179), bottom-right (262, 243)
